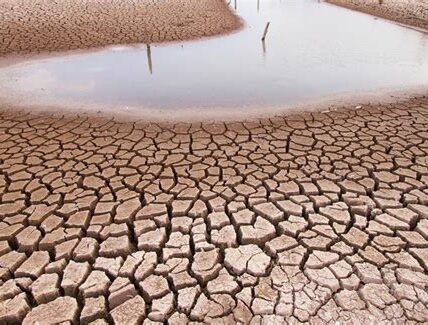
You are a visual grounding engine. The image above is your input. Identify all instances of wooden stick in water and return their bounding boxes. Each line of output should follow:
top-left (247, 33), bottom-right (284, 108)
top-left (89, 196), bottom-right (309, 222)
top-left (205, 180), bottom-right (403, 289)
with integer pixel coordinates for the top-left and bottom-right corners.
top-left (261, 22), bottom-right (270, 41)
top-left (147, 44), bottom-right (153, 74)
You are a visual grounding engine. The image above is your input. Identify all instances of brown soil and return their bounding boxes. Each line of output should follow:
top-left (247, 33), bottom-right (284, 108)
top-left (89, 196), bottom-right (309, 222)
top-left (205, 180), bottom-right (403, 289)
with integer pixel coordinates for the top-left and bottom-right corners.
top-left (327, 0), bottom-right (428, 31)
top-left (1, 95), bottom-right (428, 323)
top-left (0, 0), bottom-right (242, 56)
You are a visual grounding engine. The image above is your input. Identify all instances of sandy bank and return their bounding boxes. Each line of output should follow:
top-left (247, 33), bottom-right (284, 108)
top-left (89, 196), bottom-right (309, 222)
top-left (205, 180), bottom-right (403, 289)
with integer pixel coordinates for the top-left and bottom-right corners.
top-left (327, 0), bottom-right (428, 31)
top-left (0, 0), bottom-right (241, 56)
top-left (1, 86), bottom-right (427, 123)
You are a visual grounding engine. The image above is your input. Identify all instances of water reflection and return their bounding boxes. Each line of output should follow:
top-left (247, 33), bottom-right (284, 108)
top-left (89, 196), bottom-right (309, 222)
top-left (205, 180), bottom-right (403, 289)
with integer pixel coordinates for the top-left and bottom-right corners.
top-left (262, 39), bottom-right (267, 58)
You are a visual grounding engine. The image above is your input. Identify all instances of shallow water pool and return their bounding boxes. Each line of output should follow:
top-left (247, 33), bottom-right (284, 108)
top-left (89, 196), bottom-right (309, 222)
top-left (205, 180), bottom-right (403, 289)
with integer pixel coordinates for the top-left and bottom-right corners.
top-left (0, 0), bottom-right (427, 116)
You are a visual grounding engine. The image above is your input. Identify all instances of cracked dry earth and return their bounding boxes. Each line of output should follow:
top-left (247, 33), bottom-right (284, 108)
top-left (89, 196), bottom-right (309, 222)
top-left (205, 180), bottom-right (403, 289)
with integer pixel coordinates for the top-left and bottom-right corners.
top-left (0, 0), bottom-right (241, 56)
top-left (1, 97), bottom-right (428, 324)
top-left (327, 0), bottom-right (428, 31)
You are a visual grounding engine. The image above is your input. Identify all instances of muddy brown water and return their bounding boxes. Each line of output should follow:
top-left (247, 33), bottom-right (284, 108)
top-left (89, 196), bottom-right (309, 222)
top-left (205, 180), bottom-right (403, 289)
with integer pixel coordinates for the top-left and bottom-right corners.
top-left (0, 0), bottom-right (427, 116)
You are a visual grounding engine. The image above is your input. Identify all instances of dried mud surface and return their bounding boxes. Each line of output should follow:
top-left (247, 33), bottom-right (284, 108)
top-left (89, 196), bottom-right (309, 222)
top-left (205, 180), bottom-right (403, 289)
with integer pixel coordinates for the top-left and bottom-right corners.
top-left (0, 0), bottom-right (241, 56)
top-left (327, 0), bottom-right (428, 30)
top-left (0, 96), bottom-right (428, 323)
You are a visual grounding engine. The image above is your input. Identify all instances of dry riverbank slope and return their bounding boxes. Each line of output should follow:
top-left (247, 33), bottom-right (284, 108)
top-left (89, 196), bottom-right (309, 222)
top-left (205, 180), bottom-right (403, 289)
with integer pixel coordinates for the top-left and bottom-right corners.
top-left (327, 0), bottom-right (428, 30)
